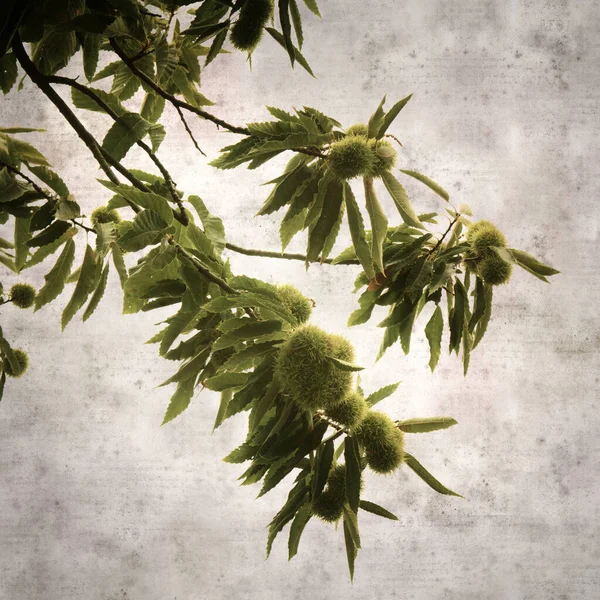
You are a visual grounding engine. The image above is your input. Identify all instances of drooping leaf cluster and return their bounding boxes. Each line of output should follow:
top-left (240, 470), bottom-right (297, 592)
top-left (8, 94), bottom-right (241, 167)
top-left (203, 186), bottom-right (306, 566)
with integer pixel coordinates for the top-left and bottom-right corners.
top-left (0, 0), bottom-right (559, 581)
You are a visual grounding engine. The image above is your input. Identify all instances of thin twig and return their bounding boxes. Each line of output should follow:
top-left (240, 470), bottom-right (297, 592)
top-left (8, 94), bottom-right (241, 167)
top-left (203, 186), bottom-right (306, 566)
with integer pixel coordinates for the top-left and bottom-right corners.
top-left (175, 105), bottom-right (206, 156)
top-left (12, 36), bottom-right (121, 186)
top-left (427, 214), bottom-right (460, 258)
top-left (109, 38), bottom-right (251, 136)
top-left (0, 161), bottom-right (52, 199)
top-left (47, 75), bottom-right (188, 224)
top-left (225, 242), bottom-right (358, 265)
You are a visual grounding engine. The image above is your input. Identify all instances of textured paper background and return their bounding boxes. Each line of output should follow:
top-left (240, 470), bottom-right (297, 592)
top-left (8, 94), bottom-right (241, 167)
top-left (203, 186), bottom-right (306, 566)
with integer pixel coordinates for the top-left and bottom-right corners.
top-left (1, 1), bottom-right (599, 598)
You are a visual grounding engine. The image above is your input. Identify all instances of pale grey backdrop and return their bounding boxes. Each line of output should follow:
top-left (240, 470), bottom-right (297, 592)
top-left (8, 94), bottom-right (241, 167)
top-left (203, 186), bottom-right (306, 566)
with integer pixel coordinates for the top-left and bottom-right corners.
top-left (1, 1), bottom-right (599, 598)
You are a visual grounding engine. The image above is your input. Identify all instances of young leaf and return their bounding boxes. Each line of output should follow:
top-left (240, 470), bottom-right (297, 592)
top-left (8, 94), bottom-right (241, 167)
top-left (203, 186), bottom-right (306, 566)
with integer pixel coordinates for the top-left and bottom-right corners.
top-left (424, 305), bottom-right (443, 372)
top-left (365, 382), bottom-right (401, 407)
top-left (380, 171), bottom-right (423, 229)
top-left (377, 94), bottom-right (412, 139)
top-left (363, 178), bottom-right (388, 274)
top-left (326, 356), bottom-right (364, 372)
top-left (61, 244), bottom-right (97, 330)
top-left (34, 237), bottom-right (76, 311)
top-left (397, 417), bottom-right (458, 433)
top-left (162, 378), bottom-right (195, 425)
top-left (404, 452), bottom-right (463, 497)
top-left (288, 503), bottom-right (311, 560)
top-left (367, 96), bottom-right (386, 139)
top-left (400, 169), bottom-right (449, 202)
top-left (359, 500), bottom-right (399, 520)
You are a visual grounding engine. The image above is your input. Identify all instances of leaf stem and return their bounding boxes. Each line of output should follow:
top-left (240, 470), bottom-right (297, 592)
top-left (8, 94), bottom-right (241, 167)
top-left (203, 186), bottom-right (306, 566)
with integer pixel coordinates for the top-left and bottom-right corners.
top-left (224, 242), bottom-right (355, 265)
top-left (109, 38), bottom-right (251, 136)
top-left (427, 214), bottom-right (460, 258)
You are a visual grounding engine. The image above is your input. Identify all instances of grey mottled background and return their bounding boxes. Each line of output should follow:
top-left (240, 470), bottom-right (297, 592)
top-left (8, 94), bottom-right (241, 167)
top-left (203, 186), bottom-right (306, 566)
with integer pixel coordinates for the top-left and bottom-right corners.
top-left (1, 1), bottom-right (599, 598)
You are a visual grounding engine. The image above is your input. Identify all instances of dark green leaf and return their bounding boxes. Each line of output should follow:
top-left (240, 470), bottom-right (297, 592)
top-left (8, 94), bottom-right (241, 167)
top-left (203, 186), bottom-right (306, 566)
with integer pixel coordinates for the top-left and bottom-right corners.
top-left (363, 178), bottom-right (387, 274)
top-left (344, 437), bottom-right (361, 513)
top-left (162, 378), bottom-right (195, 425)
top-left (449, 279), bottom-right (466, 354)
top-left (82, 261), bottom-right (109, 321)
top-left (311, 439), bottom-right (334, 500)
top-left (26, 220), bottom-right (70, 248)
top-left (288, 503), bottom-right (311, 560)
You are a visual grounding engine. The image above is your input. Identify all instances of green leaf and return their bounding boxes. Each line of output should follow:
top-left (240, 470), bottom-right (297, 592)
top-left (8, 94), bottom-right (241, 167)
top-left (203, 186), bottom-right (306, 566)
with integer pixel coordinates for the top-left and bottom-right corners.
top-left (26, 220), bottom-right (70, 248)
top-left (344, 182), bottom-right (374, 280)
top-left (203, 293), bottom-right (296, 325)
top-left (213, 389), bottom-right (233, 432)
top-left (424, 305), bottom-right (443, 372)
top-left (265, 28), bottom-right (315, 77)
top-left (257, 154), bottom-right (311, 216)
top-left (377, 94), bottom-right (412, 139)
top-left (400, 169), bottom-right (449, 202)
top-left (468, 277), bottom-right (486, 333)
top-left (23, 227), bottom-right (75, 270)
top-left (397, 417), bottom-right (458, 433)
top-left (344, 437), bottom-right (361, 513)
top-left (83, 33), bottom-right (101, 81)
top-left (172, 67), bottom-right (214, 107)
top-left (70, 86), bottom-right (126, 116)
top-left (34, 237), bottom-right (76, 311)
top-left (204, 372), bottom-right (249, 392)
top-left (493, 247), bottom-right (560, 282)
top-left (213, 319), bottom-right (282, 351)
top-left (14, 215), bottom-right (32, 271)
top-left (347, 290), bottom-right (379, 327)
top-left (0, 53), bottom-right (18, 95)
top-left (279, 0), bottom-right (295, 66)
top-left (188, 195), bottom-right (226, 256)
top-left (288, 503), bottom-right (311, 560)
top-left (404, 452), bottom-right (463, 497)
top-left (205, 27), bottom-right (228, 67)
top-left (118, 209), bottom-right (167, 252)
top-left (82, 261), bottom-right (109, 322)
top-left (162, 378), bottom-right (195, 425)
top-left (343, 504), bottom-right (361, 549)
top-left (307, 178), bottom-right (344, 262)
top-left (148, 124), bottom-right (166, 153)
top-left (343, 517), bottom-right (357, 582)
top-left (140, 92), bottom-right (165, 123)
top-left (266, 481), bottom-right (309, 557)
top-left (301, 0), bottom-right (321, 16)
top-left (326, 356), bottom-right (364, 371)
top-left (363, 178), bottom-right (387, 274)
top-left (365, 382), bottom-right (400, 407)
top-left (359, 500), bottom-right (399, 521)
top-left (28, 166), bottom-right (70, 197)
top-left (61, 244), bottom-right (97, 329)
top-left (380, 171), bottom-right (423, 229)
top-left (102, 112), bottom-right (151, 162)
top-left (311, 439), bottom-right (334, 500)
top-left (472, 284), bottom-right (493, 350)
top-left (289, 0), bottom-right (304, 49)
top-left (367, 95), bottom-right (386, 138)
top-left (223, 342), bottom-right (278, 372)
top-left (111, 243), bottom-right (128, 289)
top-left (449, 279), bottom-right (466, 354)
